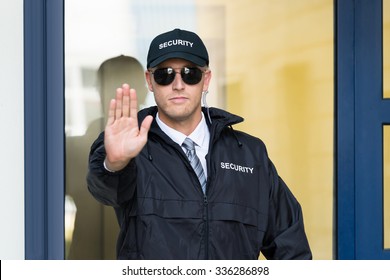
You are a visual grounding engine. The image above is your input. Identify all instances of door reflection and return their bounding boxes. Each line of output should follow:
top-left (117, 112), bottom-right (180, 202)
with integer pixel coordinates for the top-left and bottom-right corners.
top-left (65, 56), bottom-right (147, 259)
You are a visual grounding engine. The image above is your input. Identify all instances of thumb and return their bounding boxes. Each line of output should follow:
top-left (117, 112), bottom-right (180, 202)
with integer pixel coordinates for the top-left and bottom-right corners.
top-left (139, 115), bottom-right (153, 137)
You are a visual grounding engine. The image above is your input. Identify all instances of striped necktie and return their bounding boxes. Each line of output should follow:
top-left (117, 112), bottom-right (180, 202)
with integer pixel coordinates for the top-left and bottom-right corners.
top-left (182, 138), bottom-right (207, 194)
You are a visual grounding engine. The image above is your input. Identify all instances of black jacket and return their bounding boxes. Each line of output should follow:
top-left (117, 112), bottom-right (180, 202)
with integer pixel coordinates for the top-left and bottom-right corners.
top-left (87, 106), bottom-right (312, 260)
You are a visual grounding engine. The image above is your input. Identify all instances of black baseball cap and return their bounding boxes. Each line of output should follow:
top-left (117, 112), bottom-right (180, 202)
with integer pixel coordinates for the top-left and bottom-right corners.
top-left (147, 28), bottom-right (209, 68)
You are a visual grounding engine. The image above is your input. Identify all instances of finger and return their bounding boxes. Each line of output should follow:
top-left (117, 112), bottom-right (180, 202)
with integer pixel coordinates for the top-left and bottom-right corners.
top-left (139, 115), bottom-right (153, 138)
top-left (129, 88), bottom-right (138, 121)
top-left (122, 84), bottom-right (130, 117)
top-left (115, 87), bottom-right (123, 120)
top-left (106, 99), bottom-right (116, 126)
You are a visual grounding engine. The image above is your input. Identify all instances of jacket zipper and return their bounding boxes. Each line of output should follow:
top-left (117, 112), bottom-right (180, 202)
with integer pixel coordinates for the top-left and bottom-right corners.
top-left (203, 193), bottom-right (209, 259)
top-left (178, 144), bottom-right (210, 259)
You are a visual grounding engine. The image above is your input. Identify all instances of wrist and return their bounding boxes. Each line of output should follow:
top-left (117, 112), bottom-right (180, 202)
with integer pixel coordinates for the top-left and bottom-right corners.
top-left (103, 157), bottom-right (129, 172)
top-left (103, 159), bottom-right (117, 172)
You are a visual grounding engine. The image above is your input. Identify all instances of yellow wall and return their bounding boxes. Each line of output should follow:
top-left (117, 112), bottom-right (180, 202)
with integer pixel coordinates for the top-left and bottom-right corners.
top-left (198, 0), bottom-right (334, 259)
top-left (384, 0), bottom-right (390, 249)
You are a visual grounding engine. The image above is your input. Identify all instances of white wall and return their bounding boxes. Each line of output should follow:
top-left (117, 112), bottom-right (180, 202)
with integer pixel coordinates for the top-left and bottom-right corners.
top-left (0, 0), bottom-right (25, 259)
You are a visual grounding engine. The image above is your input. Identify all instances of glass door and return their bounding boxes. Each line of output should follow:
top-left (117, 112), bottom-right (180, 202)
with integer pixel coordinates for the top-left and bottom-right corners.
top-left (64, 0), bottom-right (334, 259)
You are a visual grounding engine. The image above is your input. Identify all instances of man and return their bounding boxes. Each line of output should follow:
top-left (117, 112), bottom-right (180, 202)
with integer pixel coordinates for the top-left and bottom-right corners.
top-left (87, 28), bottom-right (312, 260)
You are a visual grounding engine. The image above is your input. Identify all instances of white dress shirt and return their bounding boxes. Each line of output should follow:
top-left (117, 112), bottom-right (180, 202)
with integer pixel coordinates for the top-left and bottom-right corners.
top-left (156, 112), bottom-right (210, 177)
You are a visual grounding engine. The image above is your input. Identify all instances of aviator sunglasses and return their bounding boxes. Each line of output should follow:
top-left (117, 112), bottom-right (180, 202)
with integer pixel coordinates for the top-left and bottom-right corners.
top-left (150, 67), bottom-right (204, 86)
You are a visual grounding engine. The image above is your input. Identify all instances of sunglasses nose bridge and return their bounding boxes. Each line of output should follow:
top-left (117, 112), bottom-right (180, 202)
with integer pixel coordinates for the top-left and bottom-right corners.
top-left (171, 70), bottom-right (185, 88)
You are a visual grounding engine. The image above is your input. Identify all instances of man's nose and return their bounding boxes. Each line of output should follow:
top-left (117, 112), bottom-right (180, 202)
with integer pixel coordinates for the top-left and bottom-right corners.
top-left (172, 72), bottom-right (185, 89)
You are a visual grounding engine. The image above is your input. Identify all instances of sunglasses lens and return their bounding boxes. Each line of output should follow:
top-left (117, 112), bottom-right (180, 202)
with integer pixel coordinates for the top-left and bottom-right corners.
top-left (181, 67), bottom-right (203, 85)
top-left (152, 67), bottom-right (203, 86)
top-left (153, 68), bottom-right (175, 86)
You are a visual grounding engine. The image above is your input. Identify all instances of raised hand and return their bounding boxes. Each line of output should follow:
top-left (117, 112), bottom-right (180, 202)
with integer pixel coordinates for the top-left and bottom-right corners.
top-left (104, 84), bottom-right (153, 172)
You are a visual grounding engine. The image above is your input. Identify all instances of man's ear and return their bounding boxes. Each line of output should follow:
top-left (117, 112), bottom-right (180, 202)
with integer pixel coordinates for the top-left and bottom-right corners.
top-left (203, 70), bottom-right (212, 92)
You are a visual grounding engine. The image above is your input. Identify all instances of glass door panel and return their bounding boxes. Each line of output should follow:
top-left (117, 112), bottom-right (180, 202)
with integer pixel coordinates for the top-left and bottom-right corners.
top-left (384, 126), bottom-right (390, 249)
top-left (65, 0), bottom-right (333, 259)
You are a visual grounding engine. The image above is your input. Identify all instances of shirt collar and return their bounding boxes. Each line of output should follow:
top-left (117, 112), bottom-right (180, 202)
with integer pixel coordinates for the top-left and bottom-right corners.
top-left (156, 112), bottom-right (209, 148)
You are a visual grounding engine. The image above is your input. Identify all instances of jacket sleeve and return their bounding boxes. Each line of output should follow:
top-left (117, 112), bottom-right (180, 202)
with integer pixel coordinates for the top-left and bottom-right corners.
top-left (261, 156), bottom-right (312, 260)
top-left (86, 131), bottom-right (137, 208)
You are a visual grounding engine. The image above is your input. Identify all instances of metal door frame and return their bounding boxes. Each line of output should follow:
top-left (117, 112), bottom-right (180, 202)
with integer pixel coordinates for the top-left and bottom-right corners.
top-left (23, 0), bottom-right (390, 260)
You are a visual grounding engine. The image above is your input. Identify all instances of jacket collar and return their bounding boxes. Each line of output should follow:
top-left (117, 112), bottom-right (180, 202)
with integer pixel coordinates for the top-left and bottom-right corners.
top-left (138, 106), bottom-right (244, 158)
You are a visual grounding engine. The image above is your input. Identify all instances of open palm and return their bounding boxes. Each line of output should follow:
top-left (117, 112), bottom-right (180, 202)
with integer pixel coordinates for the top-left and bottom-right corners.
top-left (104, 84), bottom-right (153, 171)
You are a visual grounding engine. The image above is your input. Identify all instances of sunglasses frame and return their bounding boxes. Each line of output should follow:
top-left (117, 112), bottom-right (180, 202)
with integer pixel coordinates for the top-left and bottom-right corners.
top-left (149, 66), bottom-right (206, 86)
